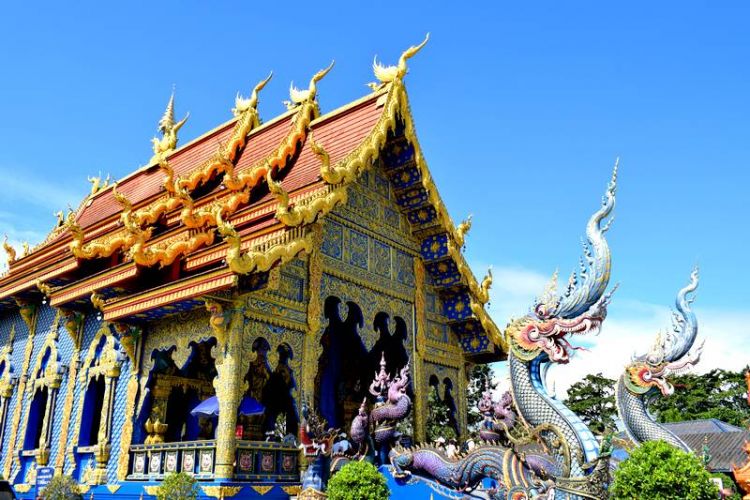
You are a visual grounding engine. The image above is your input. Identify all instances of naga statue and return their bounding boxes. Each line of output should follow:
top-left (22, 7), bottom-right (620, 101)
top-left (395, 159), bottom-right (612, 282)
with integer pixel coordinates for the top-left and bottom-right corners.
top-left (298, 401), bottom-right (338, 499)
top-left (370, 353), bottom-right (412, 464)
top-left (616, 268), bottom-right (702, 451)
top-left (387, 163), bottom-right (619, 499)
top-left (478, 387), bottom-right (517, 443)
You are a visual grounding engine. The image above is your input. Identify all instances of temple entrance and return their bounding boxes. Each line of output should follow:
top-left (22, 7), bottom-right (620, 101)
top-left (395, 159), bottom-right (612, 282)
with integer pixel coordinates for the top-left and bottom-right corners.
top-left (315, 298), bottom-right (411, 429)
top-left (316, 297), bottom-right (368, 429)
top-left (140, 339), bottom-right (217, 444)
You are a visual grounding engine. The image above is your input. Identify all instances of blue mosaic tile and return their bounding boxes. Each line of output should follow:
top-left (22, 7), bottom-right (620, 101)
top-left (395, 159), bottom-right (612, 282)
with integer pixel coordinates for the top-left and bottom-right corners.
top-left (382, 139), bottom-right (415, 169)
top-left (459, 333), bottom-right (491, 353)
top-left (321, 221), bottom-right (343, 259)
top-left (442, 292), bottom-right (472, 321)
top-left (426, 260), bottom-right (461, 287)
top-left (395, 187), bottom-right (428, 209)
top-left (389, 165), bottom-right (421, 190)
top-left (407, 206), bottom-right (437, 226)
top-left (420, 234), bottom-right (448, 261)
top-left (348, 229), bottom-right (369, 270)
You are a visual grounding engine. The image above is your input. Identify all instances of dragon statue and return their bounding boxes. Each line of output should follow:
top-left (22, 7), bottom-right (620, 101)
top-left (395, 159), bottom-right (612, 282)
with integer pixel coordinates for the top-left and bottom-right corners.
top-left (386, 163), bottom-right (619, 499)
top-left (616, 268), bottom-right (702, 451)
top-left (370, 353), bottom-right (412, 464)
top-left (478, 387), bottom-right (517, 443)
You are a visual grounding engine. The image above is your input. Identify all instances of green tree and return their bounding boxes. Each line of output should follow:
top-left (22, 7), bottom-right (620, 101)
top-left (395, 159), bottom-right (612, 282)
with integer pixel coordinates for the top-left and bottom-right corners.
top-left (426, 388), bottom-right (457, 441)
top-left (327, 461), bottom-right (389, 500)
top-left (648, 368), bottom-right (750, 427)
top-left (611, 440), bottom-right (718, 500)
top-left (466, 364), bottom-right (497, 432)
top-left (40, 475), bottom-right (81, 500)
top-left (156, 472), bottom-right (198, 500)
top-left (564, 372), bottom-right (617, 435)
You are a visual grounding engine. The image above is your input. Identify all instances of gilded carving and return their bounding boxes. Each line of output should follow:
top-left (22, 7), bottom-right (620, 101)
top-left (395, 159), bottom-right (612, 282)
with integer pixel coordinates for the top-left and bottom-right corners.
top-left (54, 342), bottom-right (80, 473)
top-left (202, 485), bottom-right (245, 498)
top-left (204, 297), bottom-right (232, 346)
top-left (224, 63), bottom-right (333, 192)
top-left (151, 91), bottom-right (189, 163)
top-left (268, 171), bottom-right (349, 227)
top-left (413, 258), bottom-right (427, 442)
top-left (216, 209), bottom-right (315, 275)
top-left (2, 236), bottom-right (16, 265)
top-left (302, 226), bottom-right (323, 398)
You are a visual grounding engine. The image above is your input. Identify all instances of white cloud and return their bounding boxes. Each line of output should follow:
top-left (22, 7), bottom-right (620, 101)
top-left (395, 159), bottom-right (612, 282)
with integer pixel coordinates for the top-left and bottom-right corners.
top-left (0, 167), bottom-right (82, 213)
top-left (481, 264), bottom-right (750, 399)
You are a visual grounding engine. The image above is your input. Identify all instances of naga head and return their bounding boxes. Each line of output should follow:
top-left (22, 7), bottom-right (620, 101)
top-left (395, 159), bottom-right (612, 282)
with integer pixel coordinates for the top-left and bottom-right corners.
top-left (507, 161), bottom-right (618, 363)
top-left (624, 268), bottom-right (702, 396)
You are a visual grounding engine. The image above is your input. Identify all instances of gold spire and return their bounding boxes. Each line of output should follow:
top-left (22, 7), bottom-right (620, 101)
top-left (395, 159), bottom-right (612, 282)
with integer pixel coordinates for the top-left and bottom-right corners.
top-left (151, 89), bottom-right (189, 162)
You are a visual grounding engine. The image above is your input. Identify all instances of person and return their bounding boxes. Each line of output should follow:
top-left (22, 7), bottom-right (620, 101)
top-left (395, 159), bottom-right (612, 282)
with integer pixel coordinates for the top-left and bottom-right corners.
top-left (445, 438), bottom-right (458, 459)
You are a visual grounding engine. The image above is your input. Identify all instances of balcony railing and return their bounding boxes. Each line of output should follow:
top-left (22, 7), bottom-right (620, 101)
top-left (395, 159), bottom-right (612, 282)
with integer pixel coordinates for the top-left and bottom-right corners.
top-left (128, 440), bottom-right (299, 482)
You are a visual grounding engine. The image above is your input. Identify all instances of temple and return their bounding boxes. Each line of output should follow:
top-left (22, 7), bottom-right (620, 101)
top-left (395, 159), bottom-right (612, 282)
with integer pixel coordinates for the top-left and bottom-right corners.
top-left (0, 37), bottom-right (503, 498)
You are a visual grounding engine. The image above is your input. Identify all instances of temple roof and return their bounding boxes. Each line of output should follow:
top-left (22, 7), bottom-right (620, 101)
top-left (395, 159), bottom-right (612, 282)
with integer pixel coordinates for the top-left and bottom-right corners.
top-left (0, 37), bottom-right (503, 359)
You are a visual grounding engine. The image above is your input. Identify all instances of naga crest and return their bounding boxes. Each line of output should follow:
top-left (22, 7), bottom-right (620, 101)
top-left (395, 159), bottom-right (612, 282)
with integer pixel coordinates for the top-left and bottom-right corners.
top-left (624, 268), bottom-right (702, 396)
top-left (507, 160), bottom-right (618, 363)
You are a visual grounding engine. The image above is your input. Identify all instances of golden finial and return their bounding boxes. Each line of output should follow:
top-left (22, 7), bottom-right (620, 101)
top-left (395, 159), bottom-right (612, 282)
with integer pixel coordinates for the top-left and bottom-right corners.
top-left (455, 214), bottom-right (472, 247)
top-left (371, 33), bottom-right (430, 89)
top-left (87, 173), bottom-right (110, 196)
top-left (54, 210), bottom-right (65, 228)
top-left (2, 236), bottom-right (16, 264)
top-left (21, 242), bottom-right (30, 257)
top-left (233, 71), bottom-right (273, 116)
top-left (285, 61), bottom-right (335, 109)
top-left (151, 88), bottom-right (189, 162)
top-left (111, 184), bottom-right (132, 212)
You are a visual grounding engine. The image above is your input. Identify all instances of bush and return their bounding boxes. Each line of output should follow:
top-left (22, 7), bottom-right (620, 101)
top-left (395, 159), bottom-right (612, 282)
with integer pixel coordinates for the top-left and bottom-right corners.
top-left (156, 472), bottom-right (198, 500)
top-left (41, 474), bottom-right (81, 500)
top-left (327, 461), bottom-right (389, 500)
top-left (611, 440), bottom-right (719, 500)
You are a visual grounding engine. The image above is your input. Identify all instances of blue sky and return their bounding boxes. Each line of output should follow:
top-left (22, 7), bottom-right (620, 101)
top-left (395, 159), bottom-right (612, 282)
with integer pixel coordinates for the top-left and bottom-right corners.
top-left (0, 2), bottom-right (748, 390)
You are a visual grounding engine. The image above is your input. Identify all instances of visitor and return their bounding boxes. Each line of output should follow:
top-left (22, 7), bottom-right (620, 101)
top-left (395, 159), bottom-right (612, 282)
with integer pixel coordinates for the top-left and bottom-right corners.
top-left (445, 438), bottom-right (458, 459)
top-left (434, 436), bottom-right (446, 450)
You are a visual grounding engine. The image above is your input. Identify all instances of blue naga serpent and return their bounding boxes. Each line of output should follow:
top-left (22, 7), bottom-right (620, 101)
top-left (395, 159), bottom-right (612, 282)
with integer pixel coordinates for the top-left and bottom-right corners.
top-left (387, 161), bottom-right (704, 499)
top-left (389, 163), bottom-right (620, 499)
top-left (616, 268), bottom-right (702, 451)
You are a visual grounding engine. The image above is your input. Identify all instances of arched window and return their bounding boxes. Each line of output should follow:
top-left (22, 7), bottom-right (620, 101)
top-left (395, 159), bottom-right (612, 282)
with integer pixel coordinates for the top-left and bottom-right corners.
top-left (22, 341), bottom-right (66, 464)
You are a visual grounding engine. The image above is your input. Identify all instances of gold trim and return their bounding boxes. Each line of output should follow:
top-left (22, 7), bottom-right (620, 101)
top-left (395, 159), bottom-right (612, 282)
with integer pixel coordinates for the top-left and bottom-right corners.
top-left (216, 210), bottom-right (314, 275)
top-left (202, 485), bottom-right (245, 498)
top-left (251, 485), bottom-right (274, 495)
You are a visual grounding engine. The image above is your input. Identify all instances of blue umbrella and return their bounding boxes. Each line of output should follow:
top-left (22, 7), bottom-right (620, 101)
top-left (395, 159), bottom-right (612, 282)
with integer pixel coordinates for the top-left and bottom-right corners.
top-left (190, 396), bottom-right (264, 418)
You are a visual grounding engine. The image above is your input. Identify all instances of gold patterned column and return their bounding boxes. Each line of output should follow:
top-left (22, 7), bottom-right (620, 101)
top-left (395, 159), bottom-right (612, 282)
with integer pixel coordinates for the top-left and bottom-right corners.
top-left (413, 259), bottom-right (426, 443)
top-left (301, 224), bottom-right (323, 400)
top-left (54, 311), bottom-right (83, 474)
top-left (54, 347), bottom-right (79, 473)
top-left (3, 301), bottom-right (39, 478)
top-left (213, 306), bottom-right (243, 480)
top-left (116, 371), bottom-right (140, 480)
